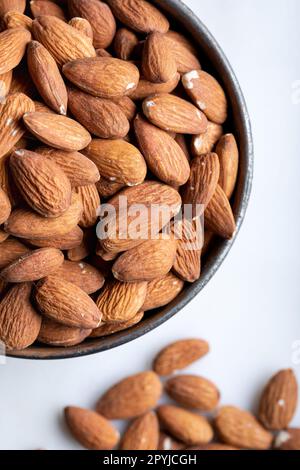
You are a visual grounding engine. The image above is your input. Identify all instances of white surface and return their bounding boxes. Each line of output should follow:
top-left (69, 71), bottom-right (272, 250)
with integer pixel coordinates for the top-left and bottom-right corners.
top-left (1, 0), bottom-right (300, 450)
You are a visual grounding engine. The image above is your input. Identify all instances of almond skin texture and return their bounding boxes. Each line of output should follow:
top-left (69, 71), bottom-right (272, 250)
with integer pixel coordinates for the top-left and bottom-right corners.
top-left (0, 186), bottom-right (11, 224)
top-left (65, 406), bottom-right (119, 450)
top-left (0, 0), bottom-right (26, 15)
top-left (97, 371), bottom-right (162, 420)
top-left (30, 1), bottom-right (66, 20)
top-left (67, 87), bottom-right (129, 139)
top-left (0, 92), bottom-right (35, 159)
top-left (96, 280), bottom-right (147, 323)
top-left (182, 153), bottom-right (220, 218)
top-left (0, 27), bottom-right (31, 75)
top-left (274, 429), bottom-right (300, 450)
top-left (143, 93), bottom-right (207, 134)
top-left (215, 406), bottom-right (273, 450)
top-left (182, 70), bottom-right (228, 125)
top-left (258, 369), bottom-right (298, 431)
top-left (0, 70), bottom-right (12, 102)
top-left (0, 237), bottom-right (30, 269)
top-left (75, 184), bottom-right (100, 228)
top-left (36, 147), bottom-right (100, 188)
top-left (84, 139), bottom-right (147, 187)
top-left (56, 260), bottom-right (104, 295)
top-left (134, 114), bottom-right (190, 187)
top-left (157, 405), bottom-right (213, 446)
top-left (205, 185), bottom-right (236, 239)
top-left (24, 226), bottom-right (83, 250)
top-left (23, 112), bottom-right (91, 151)
top-left (35, 275), bottom-right (102, 328)
top-left (32, 16), bottom-right (96, 67)
top-left (172, 219), bottom-right (202, 283)
top-left (10, 149), bottom-right (72, 218)
top-left (96, 177), bottom-right (124, 198)
top-left (90, 311), bottom-right (143, 338)
top-left (142, 32), bottom-right (177, 83)
top-left (106, 0), bottom-right (169, 34)
top-left (69, 17), bottom-right (94, 41)
top-left (165, 375), bottom-right (220, 411)
top-left (130, 72), bottom-right (180, 101)
top-left (38, 318), bottom-right (91, 347)
top-left (3, 11), bottom-right (33, 31)
top-left (120, 412), bottom-right (160, 451)
top-left (114, 28), bottom-right (138, 60)
top-left (165, 31), bottom-right (201, 74)
top-left (141, 273), bottom-right (184, 312)
top-left (68, 0), bottom-right (116, 49)
top-left (63, 57), bottom-right (139, 99)
top-left (216, 133), bottom-right (239, 199)
top-left (191, 121), bottom-right (223, 156)
top-left (4, 193), bottom-right (82, 239)
top-left (112, 237), bottom-right (177, 282)
top-left (27, 41), bottom-right (68, 115)
top-left (0, 282), bottom-right (41, 350)
top-left (0, 247), bottom-right (64, 283)
top-left (153, 339), bottom-right (209, 376)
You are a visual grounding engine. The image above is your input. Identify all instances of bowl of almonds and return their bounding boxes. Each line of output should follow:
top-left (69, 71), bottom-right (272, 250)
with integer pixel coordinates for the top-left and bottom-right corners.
top-left (0, 0), bottom-right (253, 359)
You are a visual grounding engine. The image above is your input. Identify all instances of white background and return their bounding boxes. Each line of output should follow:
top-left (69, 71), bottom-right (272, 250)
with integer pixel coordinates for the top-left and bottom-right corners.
top-left (1, 0), bottom-right (300, 449)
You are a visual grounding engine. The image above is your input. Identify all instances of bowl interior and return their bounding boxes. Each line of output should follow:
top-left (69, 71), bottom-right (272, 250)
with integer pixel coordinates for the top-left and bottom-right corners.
top-left (8, 0), bottom-right (253, 360)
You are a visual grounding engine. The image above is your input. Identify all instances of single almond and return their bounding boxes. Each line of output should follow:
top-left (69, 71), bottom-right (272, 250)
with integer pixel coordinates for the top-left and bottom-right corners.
top-left (90, 311), bottom-right (144, 338)
top-left (142, 32), bottom-right (177, 83)
top-left (96, 177), bottom-right (124, 199)
top-left (216, 133), bottom-right (239, 199)
top-left (114, 28), bottom-right (138, 60)
top-left (0, 186), bottom-right (11, 224)
top-left (165, 375), bottom-right (220, 411)
top-left (141, 273), bottom-right (184, 312)
top-left (191, 121), bottom-right (223, 156)
top-left (3, 11), bottom-right (33, 31)
top-left (165, 31), bottom-right (201, 74)
top-left (205, 185), bottom-right (236, 239)
top-left (274, 429), bottom-right (300, 451)
top-left (24, 226), bottom-right (83, 250)
top-left (56, 260), bottom-right (104, 295)
top-left (130, 72), bottom-right (180, 101)
top-left (0, 237), bottom-right (30, 269)
top-left (120, 412), bottom-right (160, 451)
top-left (0, 27), bottom-right (31, 75)
top-left (74, 184), bottom-right (100, 228)
top-left (38, 318), bottom-right (91, 347)
top-left (0, 0), bottom-right (26, 15)
top-left (172, 218), bottom-right (202, 283)
top-left (69, 17), bottom-right (93, 42)
top-left (97, 371), bottom-right (162, 419)
top-left (30, 1), bottom-right (66, 20)
top-left (143, 93), bottom-right (208, 134)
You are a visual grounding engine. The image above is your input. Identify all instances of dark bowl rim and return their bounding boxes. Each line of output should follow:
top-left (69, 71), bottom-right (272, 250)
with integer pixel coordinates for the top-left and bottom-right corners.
top-left (8, 0), bottom-right (254, 361)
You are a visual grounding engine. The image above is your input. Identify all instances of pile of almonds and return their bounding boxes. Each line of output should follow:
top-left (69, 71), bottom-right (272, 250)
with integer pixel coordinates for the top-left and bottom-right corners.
top-left (64, 338), bottom-right (300, 451)
top-left (0, 0), bottom-right (239, 352)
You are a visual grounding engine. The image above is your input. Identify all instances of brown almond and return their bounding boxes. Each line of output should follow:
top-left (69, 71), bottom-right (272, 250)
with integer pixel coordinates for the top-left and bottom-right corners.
top-left (165, 375), bottom-right (220, 411)
top-left (35, 275), bottom-right (102, 328)
top-left (38, 318), bottom-right (91, 347)
top-left (172, 218), bottom-right (202, 283)
top-left (30, 1), bottom-right (66, 20)
top-left (96, 280), bottom-right (147, 323)
top-left (114, 28), bottom-right (138, 60)
top-left (130, 73), bottom-right (180, 101)
top-left (153, 339), bottom-right (209, 376)
top-left (65, 406), bottom-right (119, 450)
top-left (0, 237), bottom-right (30, 269)
top-left (143, 93), bottom-right (207, 134)
top-left (24, 226), bottom-right (83, 250)
top-left (69, 17), bottom-right (93, 41)
top-left (56, 260), bottom-right (104, 295)
top-left (68, 0), bottom-right (116, 49)
top-left (113, 95), bottom-right (136, 121)
top-left (3, 11), bottom-right (33, 31)
top-left (0, 0), bottom-right (26, 15)
top-left (23, 112), bottom-right (91, 151)
top-left (165, 31), bottom-right (201, 74)
top-left (274, 429), bottom-right (300, 451)
top-left (142, 32), bottom-right (177, 83)
top-left (205, 185), bottom-right (236, 239)
top-left (32, 16), bottom-right (96, 67)
top-left (182, 70), bottom-right (227, 125)
top-left (141, 273), bottom-right (184, 312)
top-left (120, 412), bottom-right (159, 451)
top-left (74, 184), bottom-right (100, 228)
top-left (67, 87), bottom-right (129, 139)
top-left (10, 149), bottom-right (72, 217)
top-left (0, 70), bottom-right (12, 102)
top-left (214, 406), bottom-right (273, 450)
top-left (0, 282), bottom-right (41, 350)
top-left (90, 311), bottom-right (143, 338)
top-left (258, 369), bottom-right (298, 431)
top-left (216, 133), bottom-right (239, 199)
top-left (157, 405), bottom-right (213, 446)
top-left (158, 432), bottom-right (186, 451)
top-left (0, 186), bottom-right (11, 224)
top-left (63, 56), bottom-right (139, 99)
top-left (96, 177), bottom-right (124, 199)
top-left (0, 27), bottom-right (31, 75)
top-left (97, 371), bottom-right (162, 419)
top-left (191, 121), bottom-right (223, 156)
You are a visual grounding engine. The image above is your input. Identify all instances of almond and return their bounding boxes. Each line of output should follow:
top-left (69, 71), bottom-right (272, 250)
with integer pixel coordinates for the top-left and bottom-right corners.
top-left (142, 32), bottom-right (177, 83)
top-left (182, 70), bottom-right (227, 125)
top-left (0, 28), bottom-right (31, 74)
top-left (35, 275), bottom-right (102, 328)
top-left (10, 149), bottom-right (72, 217)
top-left (158, 432), bottom-right (186, 451)
top-left (96, 371), bottom-right (162, 419)
top-left (182, 153), bottom-right (220, 218)
top-left (130, 72), bottom-right (180, 101)
top-left (68, 0), bottom-right (116, 49)
top-left (96, 280), bottom-right (147, 323)
top-left (3, 11), bottom-right (33, 31)
top-left (0, 70), bottom-right (12, 102)
top-left (214, 406), bottom-right (273, 450)
top-left (84, 139), bottom-right (147, 186)
top-left (165, 31), bottom-right (201, 74)
top-left (120, 412), bottom-right (159, 451)
top-left (38, 318), bottom-right (91, 347)
top-left (191, 121), bottom-right (223, 156)
top-left (24, 226), bottom-right (83, 250)
top-left (157, 405), bottom-right (213, 446)
top-left (112, 237), bottom-right (177, 282)
top-left (23, 112), bottom-right (91, 151)
top-left (141, 273), bottom-right (184, 312)
top-left (172, 219), bottom-right (202, 283)
top-left (205, 185), bottom-right (236, 239)
top-left (90, 311), bottom-right (143, 338)
top-left (143, 93), bottom-right (208, 134)
top-left (69, 17), bottom-right (93, 41)
top-left (153, 339), bottom-right (209, 376)
top-left (113, 95), bottom-right (137, 121)
top-left (32, 16), bottom-right (96, 67)
top-left (67, 87), bottom-right (130, 139)
top-left (0, 237), bottom-right (30, 269)
top-left (75, 184), bottom-right (100, 228)
top-left (36, 146), bottom-right (100, 187)
top-left (63, 56), bottom-right (139, 99)
top-left (216, 133), bottom-right (239, 199)
top-left (96, 177), bottom-right (124, 199)
top-left (106, 0), bottom-right (169, 34)
top-left (65, 406), bottom-right (119, 450)
top-left (0, 247), bottom-right (64, 282)
top-left (134, 114), bottom-right (190, 186)
top-left (175, 134), bottom-right (190, 161)
top-left (4, 192), bottom-right (82, 239)
top-left (0, 92), bottom-right (35, 159)
top-left (0, 186), bottom-right (11, 224)
top-left (258, 369), bottom-right (298, 430)
top-left (30, 1), bottom-right (66, 20)
top-left (274, 429), bottom-right (300, 450)
top-left (56, 260), bottom-right (104, 295)
top-left (0, 0), bottom-right (26, 15)
top-left (165, 375), bottom-right (220, 411)
top-left (114, 28), bottom-right (138, 60)
top-left (27, 41), bottom-right (68, 115)
top-left (0, 282), bottom-right (41, 350)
